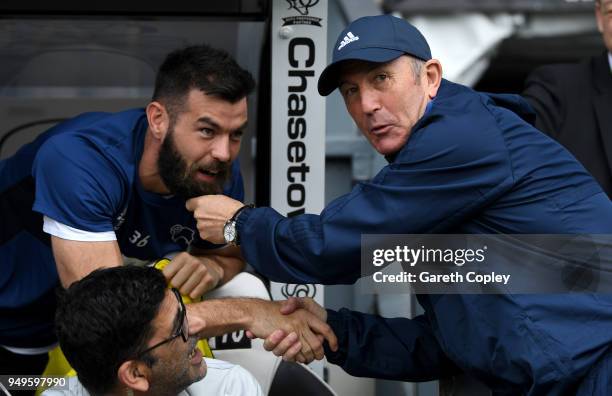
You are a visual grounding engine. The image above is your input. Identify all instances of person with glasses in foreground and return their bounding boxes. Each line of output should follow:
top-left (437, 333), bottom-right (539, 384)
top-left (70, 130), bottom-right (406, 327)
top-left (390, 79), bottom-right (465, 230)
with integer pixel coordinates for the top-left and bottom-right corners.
top-left (43, 265), bottom-right (336, 396)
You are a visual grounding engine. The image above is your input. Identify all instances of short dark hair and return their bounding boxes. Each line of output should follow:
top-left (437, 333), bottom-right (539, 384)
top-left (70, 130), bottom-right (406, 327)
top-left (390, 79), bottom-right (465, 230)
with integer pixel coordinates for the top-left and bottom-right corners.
top-left (152, 44), bottom-right (256, 117)
top-left (55, 266), bottom-right (167, 395)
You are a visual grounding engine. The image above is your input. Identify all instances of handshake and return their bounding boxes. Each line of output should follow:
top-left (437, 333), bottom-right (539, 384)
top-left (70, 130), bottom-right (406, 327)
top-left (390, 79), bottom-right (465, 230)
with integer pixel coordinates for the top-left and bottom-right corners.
top-left (187, 297), bottom-right (338, 364)
top-left (156, 256), bottom-right (336, 364)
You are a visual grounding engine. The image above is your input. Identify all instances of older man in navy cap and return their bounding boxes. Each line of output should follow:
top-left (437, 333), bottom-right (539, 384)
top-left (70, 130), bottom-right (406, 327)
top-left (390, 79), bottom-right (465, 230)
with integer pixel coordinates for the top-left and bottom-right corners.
top-left (187, 15), bottom-right (612, 395)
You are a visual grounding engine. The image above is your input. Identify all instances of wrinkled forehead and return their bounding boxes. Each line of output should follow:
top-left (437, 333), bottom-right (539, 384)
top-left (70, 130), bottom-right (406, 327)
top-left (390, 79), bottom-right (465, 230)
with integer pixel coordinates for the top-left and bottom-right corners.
top-left (181, 89), bottom-right (248, 128)
top-left (338, 57), bottom-right (407, 86)
top-left (339, 59), bottom-right (387, 76)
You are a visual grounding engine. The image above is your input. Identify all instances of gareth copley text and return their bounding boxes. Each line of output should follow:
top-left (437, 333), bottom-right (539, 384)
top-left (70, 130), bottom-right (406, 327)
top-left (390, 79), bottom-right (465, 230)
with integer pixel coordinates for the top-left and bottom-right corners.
top-left (373, 271), bottom-right (511, 285)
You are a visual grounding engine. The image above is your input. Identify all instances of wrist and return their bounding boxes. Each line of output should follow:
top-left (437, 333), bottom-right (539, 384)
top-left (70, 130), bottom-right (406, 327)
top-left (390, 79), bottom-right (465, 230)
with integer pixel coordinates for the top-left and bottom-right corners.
top-left (240, 299), bottom-right (261, 330)
top-left (207, 260), bottom-right (225, 286)
top-left (223, 204), bottom-right (255, 246)
top-left (190, 298), bottom-right (253, 338)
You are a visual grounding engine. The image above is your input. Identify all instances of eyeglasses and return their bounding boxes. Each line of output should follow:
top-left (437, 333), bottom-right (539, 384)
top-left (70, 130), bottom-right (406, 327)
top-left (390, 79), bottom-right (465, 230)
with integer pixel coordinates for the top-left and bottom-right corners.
top-left (135, 288), bottom-right (188, 358)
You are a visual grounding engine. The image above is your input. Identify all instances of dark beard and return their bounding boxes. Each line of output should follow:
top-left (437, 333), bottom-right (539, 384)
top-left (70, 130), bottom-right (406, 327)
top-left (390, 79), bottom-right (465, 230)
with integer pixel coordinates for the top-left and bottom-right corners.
top-left (147, 338), bottom-right (203, 396)
top-left (157, 127), bottom-right (230, 199)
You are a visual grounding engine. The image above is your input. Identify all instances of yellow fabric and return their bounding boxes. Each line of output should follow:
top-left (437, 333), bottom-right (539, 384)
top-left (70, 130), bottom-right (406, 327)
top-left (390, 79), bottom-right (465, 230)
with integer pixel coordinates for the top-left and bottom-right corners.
top-left (153, 259), bottom-right (214, 358)
top-left (35, 347), bottom-right (76, 395)
top-left (38, 259), bottom-right (213, 393)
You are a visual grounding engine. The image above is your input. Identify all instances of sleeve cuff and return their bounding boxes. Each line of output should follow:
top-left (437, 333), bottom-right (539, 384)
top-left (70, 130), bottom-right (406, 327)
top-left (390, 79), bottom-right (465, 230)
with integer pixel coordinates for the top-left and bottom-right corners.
top-left (43, 216), bottom-right (117, 241)
top-left (323, 308), bottom-right (349, 366)
top-left (235, 206), bottom-right (255, 249)
top-left (235, 206), bottom-right (254, 231)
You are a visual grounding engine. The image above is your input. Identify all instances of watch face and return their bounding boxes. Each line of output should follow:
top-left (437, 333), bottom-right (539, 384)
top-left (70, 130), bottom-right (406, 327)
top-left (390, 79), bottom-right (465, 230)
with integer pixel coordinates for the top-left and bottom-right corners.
top-left (224, 221), bottom-right (237, 243)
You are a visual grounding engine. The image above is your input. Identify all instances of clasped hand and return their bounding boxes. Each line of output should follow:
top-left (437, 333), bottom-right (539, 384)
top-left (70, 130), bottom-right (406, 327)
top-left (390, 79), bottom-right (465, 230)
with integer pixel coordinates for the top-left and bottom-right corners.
top-left (186, 297), bottom-right (337, 364)
top-left (247, 297), bottom-right (336, 364)
top-left (161, 252), bottom-right (223, 298)
top-left (186, 195), bottom-right (244, 244)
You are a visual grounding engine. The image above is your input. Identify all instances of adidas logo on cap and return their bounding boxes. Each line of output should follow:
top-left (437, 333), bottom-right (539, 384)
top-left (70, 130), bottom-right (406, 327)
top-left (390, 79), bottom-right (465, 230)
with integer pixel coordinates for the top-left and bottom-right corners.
top-left (337, 32), bottom-right (359, 50)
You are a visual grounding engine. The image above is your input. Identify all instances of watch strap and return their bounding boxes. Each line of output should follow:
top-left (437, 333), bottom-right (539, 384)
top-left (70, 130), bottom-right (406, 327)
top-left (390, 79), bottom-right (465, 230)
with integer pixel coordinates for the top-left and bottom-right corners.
top-left (230, 203), bottom-right (255, 223)
top-left (228, 204), bottom-right (254, 246)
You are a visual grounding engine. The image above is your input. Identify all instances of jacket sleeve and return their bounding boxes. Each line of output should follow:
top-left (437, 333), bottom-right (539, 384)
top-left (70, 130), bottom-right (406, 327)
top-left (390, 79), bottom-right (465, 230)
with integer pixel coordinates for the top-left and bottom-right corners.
top-left (522, 66), bottom-right (565, 138)
top-left (237, 108), bottom-right (514, 284)
top-left (323, 308), bottom-right (461, 381)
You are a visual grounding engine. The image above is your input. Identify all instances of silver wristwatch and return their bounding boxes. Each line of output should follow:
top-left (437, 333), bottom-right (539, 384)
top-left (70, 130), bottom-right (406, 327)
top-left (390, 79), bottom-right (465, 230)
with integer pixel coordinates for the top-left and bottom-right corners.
top-left (223, 219), bottom-right (238, 245)
top-left (223, 204), bottom-right (254, 246)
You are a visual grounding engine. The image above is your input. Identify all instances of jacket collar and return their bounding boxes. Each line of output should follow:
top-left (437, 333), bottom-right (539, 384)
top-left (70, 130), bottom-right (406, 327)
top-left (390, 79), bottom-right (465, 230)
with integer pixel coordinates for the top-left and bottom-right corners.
top-left (592, 51), bottom-right (612, 95)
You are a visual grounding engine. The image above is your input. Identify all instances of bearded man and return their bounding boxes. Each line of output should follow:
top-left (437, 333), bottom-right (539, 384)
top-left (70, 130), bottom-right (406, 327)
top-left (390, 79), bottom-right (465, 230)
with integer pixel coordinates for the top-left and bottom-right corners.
top-left (0, 44), bottom-right (257, 374)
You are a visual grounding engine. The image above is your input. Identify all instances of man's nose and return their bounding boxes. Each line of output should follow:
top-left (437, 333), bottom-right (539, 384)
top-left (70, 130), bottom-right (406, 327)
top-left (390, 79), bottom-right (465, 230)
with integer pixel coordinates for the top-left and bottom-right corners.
top-left (210, 135), bottom-right (231, 163)
top-left (360, 88), bottom-right (381, 114)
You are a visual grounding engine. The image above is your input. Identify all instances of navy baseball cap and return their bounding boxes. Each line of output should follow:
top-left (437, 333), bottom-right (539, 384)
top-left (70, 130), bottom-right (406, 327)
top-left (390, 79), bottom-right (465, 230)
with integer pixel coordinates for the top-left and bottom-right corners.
top-left (318, 14), bottom-right (432, 96)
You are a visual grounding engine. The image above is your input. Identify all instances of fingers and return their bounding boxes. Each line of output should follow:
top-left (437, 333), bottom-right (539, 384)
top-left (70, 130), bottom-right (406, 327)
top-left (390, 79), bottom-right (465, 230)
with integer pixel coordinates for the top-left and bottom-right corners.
top-left (279, 297), bottom-right (302, 315)
top-left (161, 256), bottom-right (182, 280)
top-left (295, 313), bottom-right (327, 361)
top-left (185, 195), bottom-right (222, 213)
top-left (261, 331), bottom-right (310, 363)
top-left (279, 299), bottom-right (336, 357)
top-left (301, 297), bottom-right (328, 321)
top-left (185, 196), bottom-right (245, 243)
top-left (194, 220), bottom-right (214, 242)
top-left (296, 331), bottom-right (315, 362)
top-left (188, 281), bottom-right (213, 300)
top-left (280, 298), bottom-right (327, 322)
top-left (270, 332), bottom-right (299, 357)
top-left (185, 196), bottom-right (218, 242)
top-left (180, 267), bottom-right (209, 295)
top-left (283, 342), bottom-right (303, 362)
top-left (263, 329), bottom-right (287, 351)
top-left (172, 263), bottom-right (212, 296)
top-left (308, 316), bottom-right (338, 352)
top-left (288, 308), bottom-right (336, 361)
top-left (300, 328), bottom-right (324, 361)
top-left (162, 253), bottom-right (219, 298)
top-left (185, 197), bottom-right (198, 212)
top-left (249, 301), bottom-right (332, 364)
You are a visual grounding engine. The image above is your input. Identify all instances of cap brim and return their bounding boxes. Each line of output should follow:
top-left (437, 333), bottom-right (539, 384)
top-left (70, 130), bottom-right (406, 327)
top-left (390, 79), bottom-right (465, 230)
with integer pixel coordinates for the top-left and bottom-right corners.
top-left (317, 47), bottom-right (405, 96)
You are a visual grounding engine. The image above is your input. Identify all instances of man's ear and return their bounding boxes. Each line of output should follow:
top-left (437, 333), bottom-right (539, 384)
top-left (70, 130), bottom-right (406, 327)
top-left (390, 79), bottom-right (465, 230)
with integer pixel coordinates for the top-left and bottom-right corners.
top-left (118, 360), bottom-right (151, 393)
top-left (146, 101), bottom-right (170, 141)
top-left (423, 59), bottom-right (442, 99)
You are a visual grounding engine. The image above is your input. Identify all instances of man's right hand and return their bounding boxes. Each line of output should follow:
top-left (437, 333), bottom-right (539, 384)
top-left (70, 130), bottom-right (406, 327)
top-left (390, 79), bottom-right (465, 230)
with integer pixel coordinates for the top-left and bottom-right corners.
top-left (185, 297), bottom-right (337, 364)
top-left (245, 299), bottom-right (337, 364)
top-left (248, 297), bottom-right (335, 363)
top-left (161, 252), bottom-right (223, 298)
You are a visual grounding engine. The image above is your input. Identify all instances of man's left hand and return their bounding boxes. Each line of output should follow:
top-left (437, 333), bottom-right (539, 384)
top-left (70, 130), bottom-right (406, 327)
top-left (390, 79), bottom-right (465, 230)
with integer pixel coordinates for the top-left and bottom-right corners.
top-left (245, 300), bottom-right (337, 363)
top-left (186, 195), bottom-right (244, 244)
top-left (162, 252), bottom-right (223, 298)
top-left (249, 297), bottom-right (337, 363)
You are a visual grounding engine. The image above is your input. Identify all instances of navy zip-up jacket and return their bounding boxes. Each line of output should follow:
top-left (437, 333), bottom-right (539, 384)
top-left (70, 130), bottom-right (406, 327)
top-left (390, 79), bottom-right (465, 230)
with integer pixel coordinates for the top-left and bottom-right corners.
top-left (237, 80), bottom-right (612, 394)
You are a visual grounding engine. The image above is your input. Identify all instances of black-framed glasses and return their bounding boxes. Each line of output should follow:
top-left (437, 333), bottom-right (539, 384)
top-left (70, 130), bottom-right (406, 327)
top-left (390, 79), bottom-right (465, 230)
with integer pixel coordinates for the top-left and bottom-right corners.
top-left (135, 288), bottom-right (188, 358)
